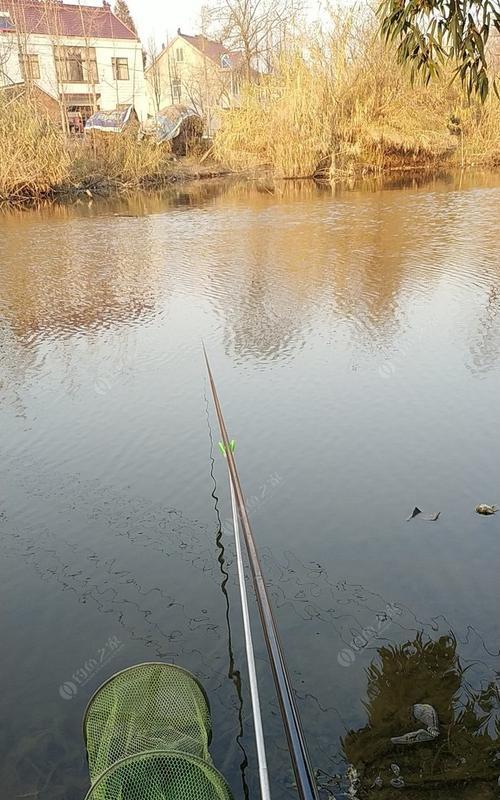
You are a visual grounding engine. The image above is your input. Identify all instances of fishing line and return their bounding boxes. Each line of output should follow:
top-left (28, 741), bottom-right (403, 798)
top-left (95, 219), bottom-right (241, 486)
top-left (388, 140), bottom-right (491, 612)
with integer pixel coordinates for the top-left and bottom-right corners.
top-left (229, 475), bottom-right (271, 800)
top-left (205, 389), bottom-right (251, 800)
top-left (203, 345), bottom-right (319, 800)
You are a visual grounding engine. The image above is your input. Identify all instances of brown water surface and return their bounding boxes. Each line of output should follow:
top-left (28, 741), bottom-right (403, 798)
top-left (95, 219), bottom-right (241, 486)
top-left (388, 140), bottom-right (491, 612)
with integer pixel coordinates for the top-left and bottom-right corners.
top-left (1, 171), bottom-right (499, 799)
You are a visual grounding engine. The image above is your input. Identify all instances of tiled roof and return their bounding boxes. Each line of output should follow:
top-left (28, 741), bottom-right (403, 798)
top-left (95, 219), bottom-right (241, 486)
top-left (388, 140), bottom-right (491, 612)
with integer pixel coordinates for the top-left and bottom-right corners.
top-left (0, 0), bottom-right (138, 40)
top-left (179, 32), bottom-right (243, 68)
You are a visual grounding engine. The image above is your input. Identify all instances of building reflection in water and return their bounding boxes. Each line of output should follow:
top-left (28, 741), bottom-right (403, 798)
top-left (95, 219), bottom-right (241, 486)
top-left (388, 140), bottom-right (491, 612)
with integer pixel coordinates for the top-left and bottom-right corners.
top-left (2, 172), bottom-right (500, 374)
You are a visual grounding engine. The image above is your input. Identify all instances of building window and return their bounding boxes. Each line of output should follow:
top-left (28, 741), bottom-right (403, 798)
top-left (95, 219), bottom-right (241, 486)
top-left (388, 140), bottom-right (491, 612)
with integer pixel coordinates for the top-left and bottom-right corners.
top-left (220, 53), bottom-right (230, 69)
top-left (19, 52), bottom-right (40, 81)
top-left (172, 77), bottom-right (181, 102)
top-left (175, 47), bottom-right (184, 62)
top-left (231, 72), bottom-right (240, 96)
top-left (112, 57), bottom-right (129, 81)
top-left (54, 46), bottom-right (98, 84)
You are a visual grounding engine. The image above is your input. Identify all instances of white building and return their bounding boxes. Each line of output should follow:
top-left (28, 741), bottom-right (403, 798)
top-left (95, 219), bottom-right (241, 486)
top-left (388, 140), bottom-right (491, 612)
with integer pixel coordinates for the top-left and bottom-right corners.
top-left (0, 0), bottom-right (147, 125)
top-left (146, 31), bottom-right (244, 123)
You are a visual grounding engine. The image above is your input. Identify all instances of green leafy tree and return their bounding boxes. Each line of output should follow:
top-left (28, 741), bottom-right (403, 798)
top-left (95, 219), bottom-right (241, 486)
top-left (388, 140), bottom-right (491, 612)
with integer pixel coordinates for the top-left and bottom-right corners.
top-left (113, 0), bottom-right (138, 36)
top-left (378, 0), bottom-right (500, 100)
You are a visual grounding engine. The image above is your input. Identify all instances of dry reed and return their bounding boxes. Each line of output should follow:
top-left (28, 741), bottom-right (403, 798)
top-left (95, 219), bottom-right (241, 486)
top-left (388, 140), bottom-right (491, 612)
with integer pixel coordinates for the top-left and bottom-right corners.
top-left (0, 98), bottom-right (174, 203)
top-left (0, 96), bottom-right (70, 200)
top-left (214, 7), bottom-right (500, 179)
top-left (71, 133), bottom-right (172, 190)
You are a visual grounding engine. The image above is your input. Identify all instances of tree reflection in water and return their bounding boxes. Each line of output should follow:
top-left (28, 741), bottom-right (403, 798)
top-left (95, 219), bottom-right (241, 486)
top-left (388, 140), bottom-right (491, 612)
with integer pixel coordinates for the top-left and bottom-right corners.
top-left (342, 633), bottom-right (499, 798)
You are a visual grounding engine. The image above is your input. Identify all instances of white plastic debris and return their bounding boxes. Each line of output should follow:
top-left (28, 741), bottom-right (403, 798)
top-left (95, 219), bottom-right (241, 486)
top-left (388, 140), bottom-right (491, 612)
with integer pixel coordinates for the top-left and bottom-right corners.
top-left (391, 703), bottom-right (440, 745)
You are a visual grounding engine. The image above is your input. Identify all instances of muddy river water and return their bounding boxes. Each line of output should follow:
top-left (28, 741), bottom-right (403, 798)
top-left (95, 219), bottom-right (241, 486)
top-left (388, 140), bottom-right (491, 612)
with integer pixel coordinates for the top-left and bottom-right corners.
top-left (1, 172), bottom-right (499, 799)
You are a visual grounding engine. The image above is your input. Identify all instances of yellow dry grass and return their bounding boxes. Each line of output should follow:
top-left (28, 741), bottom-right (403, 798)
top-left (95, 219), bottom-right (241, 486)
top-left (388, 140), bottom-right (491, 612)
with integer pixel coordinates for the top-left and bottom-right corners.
top-left (72, 133), bottom-right (172, 188)
top-left (214, 7), bottom-right (500, 179)
top-left (0, 96), bottom-right (70, 200)
top-left (0, 98), bottom-right (173, 202)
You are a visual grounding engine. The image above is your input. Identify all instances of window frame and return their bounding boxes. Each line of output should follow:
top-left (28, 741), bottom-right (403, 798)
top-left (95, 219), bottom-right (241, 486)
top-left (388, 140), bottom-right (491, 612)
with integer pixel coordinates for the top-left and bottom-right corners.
top-left (0, 11), bottom-right (15, 32)
top-left (231, 71), bottom-right (240, 96)
top-left (54, 46), bottom-right (98, 84)
top-left (19, 52), bottom-right (41, 81)
top-left (172, 76), bottom-right (182, 102)
top-left (175, 47), bottom-right (184, 62)
top-left (112, 56), bottom-right (129, 81)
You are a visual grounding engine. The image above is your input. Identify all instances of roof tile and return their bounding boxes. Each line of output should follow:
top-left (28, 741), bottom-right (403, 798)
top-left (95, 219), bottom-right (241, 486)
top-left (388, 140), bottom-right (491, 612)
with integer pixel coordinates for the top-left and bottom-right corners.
top-left (1, 0), bottom-right (138, 40)
top-left (179, 32), bottom-right (242, 68)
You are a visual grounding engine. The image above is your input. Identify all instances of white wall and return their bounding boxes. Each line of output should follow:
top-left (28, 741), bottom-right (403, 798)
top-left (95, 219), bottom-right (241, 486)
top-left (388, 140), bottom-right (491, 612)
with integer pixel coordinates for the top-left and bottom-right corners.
top-left (0, 32), bottom-right (148, 120)
top-left (0, 36), bottom-right (20, 86)
top-left (145, 35), bottom-right (240, 121)
top-left (145, 35), bottom-right (183, 115)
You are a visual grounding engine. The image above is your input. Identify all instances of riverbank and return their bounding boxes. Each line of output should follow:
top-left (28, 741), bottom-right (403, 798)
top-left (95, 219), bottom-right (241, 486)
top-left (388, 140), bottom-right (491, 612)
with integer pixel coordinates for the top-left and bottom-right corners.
top-left (2, 70), bottom-right (500, 206)
top-left (0, 98), bottom-right (233, 205)
top-left (214, 10), bottom-right (500, 179)
top-left (3, 169), bottom-right (499, 224)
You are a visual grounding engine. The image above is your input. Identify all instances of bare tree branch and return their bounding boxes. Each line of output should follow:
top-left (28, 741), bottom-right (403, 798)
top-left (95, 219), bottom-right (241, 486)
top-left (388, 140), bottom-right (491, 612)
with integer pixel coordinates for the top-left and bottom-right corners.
top-left (203, 0), bottom-right (304, 79)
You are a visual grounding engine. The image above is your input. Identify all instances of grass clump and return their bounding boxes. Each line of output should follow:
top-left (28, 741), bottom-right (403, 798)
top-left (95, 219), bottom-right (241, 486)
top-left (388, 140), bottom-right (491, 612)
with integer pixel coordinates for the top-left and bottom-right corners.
top-left (0, 97), bottom-right (70, 201)
top-left (214, 7), bottom-right (500, 179)
top-left (0, 98), bottom-right (173, 203)
top-left (71, 133), bottom-right (172, 192)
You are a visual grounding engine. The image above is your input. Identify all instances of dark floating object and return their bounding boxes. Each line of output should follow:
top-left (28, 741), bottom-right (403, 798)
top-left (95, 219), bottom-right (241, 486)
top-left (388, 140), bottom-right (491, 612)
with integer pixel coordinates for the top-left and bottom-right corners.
top-left (391, 703), bottom-right (440, 746)
top-left (475, 504), bottom-right (498, 515)
top-left (406, 506), bottom-right (441, 522)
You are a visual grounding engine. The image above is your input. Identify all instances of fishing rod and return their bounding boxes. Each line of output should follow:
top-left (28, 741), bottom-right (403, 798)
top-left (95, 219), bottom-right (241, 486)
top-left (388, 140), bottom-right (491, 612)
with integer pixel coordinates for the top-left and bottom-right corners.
top-left (203, 346), bottom-right (319, 800)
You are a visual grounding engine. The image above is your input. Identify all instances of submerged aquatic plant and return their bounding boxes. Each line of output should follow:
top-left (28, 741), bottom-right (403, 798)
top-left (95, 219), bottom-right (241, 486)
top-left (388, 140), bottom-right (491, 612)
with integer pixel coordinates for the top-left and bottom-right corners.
top-left (342, 633), bottom-right (500, 797)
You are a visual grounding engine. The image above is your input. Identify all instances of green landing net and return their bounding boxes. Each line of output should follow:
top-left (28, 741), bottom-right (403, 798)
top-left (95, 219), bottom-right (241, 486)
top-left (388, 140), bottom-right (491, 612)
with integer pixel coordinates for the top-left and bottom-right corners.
top-left (82, 662), bottom-right (234, 800)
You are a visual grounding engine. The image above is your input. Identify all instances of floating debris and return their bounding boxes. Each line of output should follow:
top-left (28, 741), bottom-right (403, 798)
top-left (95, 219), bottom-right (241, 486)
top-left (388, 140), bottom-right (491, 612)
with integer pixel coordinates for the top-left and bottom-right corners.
top-left (346, 764), bottom-right (360, 798)
top-left (475, 504), bottom-right (498, 515)
top-left (371, 775), bottom-right (383, 789)
top-left (391, 728), bottom-right (437, 744)
top-left (406, 507), bottom-right (441, 522)
top-left (314, 767), bottom-right (340, 787)
top-left (389, 764), bottom-right (404, 788)
top-left (391, 703), bottom-right (440, 745)
top-left (413, 703), bottom-right (439, 736)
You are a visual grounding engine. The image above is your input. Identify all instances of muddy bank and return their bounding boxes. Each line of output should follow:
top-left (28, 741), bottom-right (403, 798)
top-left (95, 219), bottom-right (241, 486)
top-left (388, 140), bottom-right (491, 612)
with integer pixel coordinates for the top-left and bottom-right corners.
top-left (1, 160), bottom-right (236, 208)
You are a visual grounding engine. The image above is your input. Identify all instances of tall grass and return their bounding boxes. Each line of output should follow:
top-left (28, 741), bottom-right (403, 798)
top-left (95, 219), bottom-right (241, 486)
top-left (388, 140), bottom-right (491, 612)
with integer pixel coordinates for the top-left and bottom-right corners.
top-left (0, 97), bottom-right (70, 201)
top-left (71, 133), bottom-right (172, 190)
top-left (0, 98), bottom-right (174, 203)
top-left (214, 7), bottom-right (500, 178)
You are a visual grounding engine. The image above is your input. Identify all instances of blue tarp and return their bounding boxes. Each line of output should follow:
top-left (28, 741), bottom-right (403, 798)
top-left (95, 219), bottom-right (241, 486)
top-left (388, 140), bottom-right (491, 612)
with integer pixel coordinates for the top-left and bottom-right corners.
top-left (138, 105), bottom-right (201, 143)
top-left (154, 106), bottom-right (200, 142)
top-left (84, 105), bottom-right (135, 133)
top-left (0, 15), bottom-right (15, 31)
